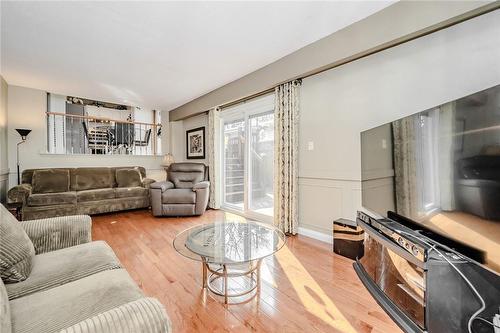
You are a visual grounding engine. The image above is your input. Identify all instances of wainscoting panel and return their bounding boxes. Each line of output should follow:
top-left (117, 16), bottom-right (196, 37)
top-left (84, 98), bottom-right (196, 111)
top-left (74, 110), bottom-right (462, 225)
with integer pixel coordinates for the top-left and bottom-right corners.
top-left (298, 177), bottom-right (361, 237)
top-left (0, 169), bottom-right (9, 204)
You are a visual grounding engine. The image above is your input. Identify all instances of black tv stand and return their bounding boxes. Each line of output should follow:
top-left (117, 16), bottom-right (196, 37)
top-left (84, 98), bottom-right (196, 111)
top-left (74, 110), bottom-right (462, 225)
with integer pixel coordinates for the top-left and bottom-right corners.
top-left (354, 262), bottom-right (423, 333)
top-left (355, 211), bottom-right (500, 333)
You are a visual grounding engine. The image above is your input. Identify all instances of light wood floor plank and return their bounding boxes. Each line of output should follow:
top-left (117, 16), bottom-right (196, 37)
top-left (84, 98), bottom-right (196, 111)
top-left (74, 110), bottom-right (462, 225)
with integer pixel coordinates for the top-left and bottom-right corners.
top-left (91, 209), bottom-right (402, 333)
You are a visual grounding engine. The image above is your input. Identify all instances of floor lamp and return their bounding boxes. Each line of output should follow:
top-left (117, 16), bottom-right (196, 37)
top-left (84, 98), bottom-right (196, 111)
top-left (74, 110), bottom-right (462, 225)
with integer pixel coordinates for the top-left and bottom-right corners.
top-left (16, 128), bottom-right (31, 185)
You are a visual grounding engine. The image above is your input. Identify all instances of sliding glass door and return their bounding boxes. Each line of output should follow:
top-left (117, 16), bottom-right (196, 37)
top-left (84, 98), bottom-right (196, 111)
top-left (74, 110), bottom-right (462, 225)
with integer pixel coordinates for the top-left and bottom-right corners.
top-left (221, 95), bottom-right (274, 222)
top-left (223, 119), bottom-right (245, 209)
top-left (248, 112), bottom-right (274, 216)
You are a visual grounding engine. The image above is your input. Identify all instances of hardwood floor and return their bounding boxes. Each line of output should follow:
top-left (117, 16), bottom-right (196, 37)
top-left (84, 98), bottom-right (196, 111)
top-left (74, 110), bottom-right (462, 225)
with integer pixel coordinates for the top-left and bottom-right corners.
top-left (92, 209), bottom-right (402, 333)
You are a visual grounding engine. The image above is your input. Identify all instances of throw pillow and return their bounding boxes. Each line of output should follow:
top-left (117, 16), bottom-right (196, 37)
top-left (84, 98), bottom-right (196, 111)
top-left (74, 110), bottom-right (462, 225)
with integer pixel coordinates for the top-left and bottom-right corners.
top-left (116, 168), bottom-right (143, 188)
top-left (32, 169), bottom-right (70, 194)
top-left (0, 205), bottom-right (35, 283)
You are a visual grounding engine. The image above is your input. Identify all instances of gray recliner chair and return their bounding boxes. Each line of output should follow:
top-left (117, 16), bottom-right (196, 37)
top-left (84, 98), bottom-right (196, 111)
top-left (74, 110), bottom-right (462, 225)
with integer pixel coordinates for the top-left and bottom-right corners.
top-left (150, 163), bottom-right (210, 216)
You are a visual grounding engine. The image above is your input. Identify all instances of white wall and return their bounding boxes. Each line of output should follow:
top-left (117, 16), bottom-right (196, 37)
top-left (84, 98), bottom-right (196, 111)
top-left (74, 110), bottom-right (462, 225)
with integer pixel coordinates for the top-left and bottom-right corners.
top-left (169, 1), bottom-right (492, 120)
top-left (170, 113), bottom-right (208, 165)
top-left (47, 93), bottom-right (66, 154)
top-left (0, 76), bottom-right (8, 203)
top-left (299, 10), bottom-right (500, 236)
top-left (7, 85), bottom-right (165, 185)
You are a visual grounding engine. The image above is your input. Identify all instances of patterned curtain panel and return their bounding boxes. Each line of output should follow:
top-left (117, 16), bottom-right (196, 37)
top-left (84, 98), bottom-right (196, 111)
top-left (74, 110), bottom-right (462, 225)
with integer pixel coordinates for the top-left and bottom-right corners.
top-left (392, 117), bottom-right (418, 218)
top-left (274, 80), bottom-right (301, 235)
top-left (207, 107), bottom-right (221, 209)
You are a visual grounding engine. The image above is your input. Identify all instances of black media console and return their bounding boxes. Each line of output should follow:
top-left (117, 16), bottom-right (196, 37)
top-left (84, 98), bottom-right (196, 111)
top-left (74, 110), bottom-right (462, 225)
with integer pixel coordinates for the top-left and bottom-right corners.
top-left (354, 211), bottom-right (500, 333)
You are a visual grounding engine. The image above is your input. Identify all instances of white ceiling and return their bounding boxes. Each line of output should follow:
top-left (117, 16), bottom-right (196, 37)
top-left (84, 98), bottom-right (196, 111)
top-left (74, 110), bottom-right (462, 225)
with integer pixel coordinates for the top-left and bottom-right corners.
top-left (1, 1), bottom-right (394, 111)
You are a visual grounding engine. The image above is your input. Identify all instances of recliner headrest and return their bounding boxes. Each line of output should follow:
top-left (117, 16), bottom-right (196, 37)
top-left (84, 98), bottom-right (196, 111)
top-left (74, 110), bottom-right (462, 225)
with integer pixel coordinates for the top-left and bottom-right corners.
top-left (169, 163), bottom-right (205, 173)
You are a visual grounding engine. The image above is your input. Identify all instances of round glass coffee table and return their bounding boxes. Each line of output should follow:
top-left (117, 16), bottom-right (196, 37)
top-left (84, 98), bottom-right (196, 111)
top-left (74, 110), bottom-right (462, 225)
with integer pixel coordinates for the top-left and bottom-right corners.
top-left (173, 221), bottom-right (285, 304)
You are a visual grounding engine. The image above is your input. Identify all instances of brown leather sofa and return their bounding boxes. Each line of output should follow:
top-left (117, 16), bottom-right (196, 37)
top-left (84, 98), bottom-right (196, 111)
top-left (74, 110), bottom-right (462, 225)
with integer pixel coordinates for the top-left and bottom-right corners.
top-left (8, 167), bottom-right (155, 220)
top-left (150, 163), bottom-right (209, 216)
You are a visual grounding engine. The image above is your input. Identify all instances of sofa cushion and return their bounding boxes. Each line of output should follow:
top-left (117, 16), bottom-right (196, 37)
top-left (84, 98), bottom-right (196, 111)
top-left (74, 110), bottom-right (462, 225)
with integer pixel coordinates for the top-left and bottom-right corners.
top-left (60, 297), bottom-right (171, 333)
top-left (27, 192), bottom-right (77, 207)
top-left (76, 197), bottom-right (149, 215)
top-left (116, 168), bottom-right (143, 188)
top-left (72, 168), bottom-right (114, 191)
top-left (10, 269), bottom-right (143, 333)
top-left (5, 241), bottom-right (121, 300)
top-left (162, 189), bottom-right (196, 204)
top-left (0, 205), bottom-right (35, 283)
top-left (112, 166), bottom-right (146, 184)
top-left (0, 279), bottom-right (11, 333)
top-left (31, 169), bottom-right (70, 194)
top-left (22, 204), bottom-right (77, 221)
top-left (115, 187), bottom-right (149, 199)
top-left (77, 188), bottom-right (115, 202)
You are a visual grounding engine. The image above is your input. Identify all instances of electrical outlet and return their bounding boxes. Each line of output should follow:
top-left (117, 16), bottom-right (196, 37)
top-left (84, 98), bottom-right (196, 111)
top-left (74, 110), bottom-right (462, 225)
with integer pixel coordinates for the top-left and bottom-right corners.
top-left (382, 139), bottom-right (387, 149)
top-left (307, 141), bottom-right (314, 151)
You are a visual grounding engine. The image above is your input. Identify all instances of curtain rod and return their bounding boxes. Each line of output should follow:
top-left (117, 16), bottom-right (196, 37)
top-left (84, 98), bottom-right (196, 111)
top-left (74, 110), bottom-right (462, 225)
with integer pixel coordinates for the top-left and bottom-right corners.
top-left (178, 3), bottom-right (499, 121)
top-left (176, 87), bottom-right (275, 119)
top-left (219, 88), bottom-right (275, 110)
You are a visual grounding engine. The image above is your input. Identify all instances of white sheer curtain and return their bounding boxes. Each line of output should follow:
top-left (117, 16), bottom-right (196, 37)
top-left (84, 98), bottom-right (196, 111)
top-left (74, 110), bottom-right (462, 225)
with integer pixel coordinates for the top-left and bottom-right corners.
top-left (274, 80), bottom-right (301, 235)
top-left (438, 102), bottom-right (456, 211)
top-left (207, 107), bottom-right (221, 209)
top-left (392, 116), bottom-right (418, 218)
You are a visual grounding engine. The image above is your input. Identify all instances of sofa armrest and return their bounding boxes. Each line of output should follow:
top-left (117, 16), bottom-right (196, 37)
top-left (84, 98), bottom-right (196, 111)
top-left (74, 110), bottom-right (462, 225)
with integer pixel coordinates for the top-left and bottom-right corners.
top-left (59, 298), bottom-right (172, 333)
top-left (7, 184), bottom-right (32, 204)
top-left (21, 215), bottom-right (92, 254)
top-left (150, 180), bottom-right (174, 192)
top-left (142, 177), bottom-right (156, 189)
top-left (192, 181), bottom-right (210, 190)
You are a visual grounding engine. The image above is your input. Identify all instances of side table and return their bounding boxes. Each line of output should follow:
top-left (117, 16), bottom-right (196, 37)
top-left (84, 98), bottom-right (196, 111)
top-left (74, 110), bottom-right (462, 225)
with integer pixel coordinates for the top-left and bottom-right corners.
top-left (333, 218), bottom-right (364, 260)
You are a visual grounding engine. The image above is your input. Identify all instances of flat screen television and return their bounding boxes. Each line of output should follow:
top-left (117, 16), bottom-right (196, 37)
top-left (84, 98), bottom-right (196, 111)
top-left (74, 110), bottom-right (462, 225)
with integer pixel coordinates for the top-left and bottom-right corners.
top-left (361, 84), bottom-right (500, 275)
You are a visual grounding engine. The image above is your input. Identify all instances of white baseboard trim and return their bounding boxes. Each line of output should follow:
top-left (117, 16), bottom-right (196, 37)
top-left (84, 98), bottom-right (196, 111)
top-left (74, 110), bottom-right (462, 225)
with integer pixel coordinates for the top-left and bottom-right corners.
top-left (298, 227), bottom-right (333, 244)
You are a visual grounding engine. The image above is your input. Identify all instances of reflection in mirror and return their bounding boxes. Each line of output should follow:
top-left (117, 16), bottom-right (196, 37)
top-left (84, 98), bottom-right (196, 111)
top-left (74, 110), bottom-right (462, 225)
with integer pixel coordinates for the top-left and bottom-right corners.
top-left (362, 84), bottom-right (500, 273)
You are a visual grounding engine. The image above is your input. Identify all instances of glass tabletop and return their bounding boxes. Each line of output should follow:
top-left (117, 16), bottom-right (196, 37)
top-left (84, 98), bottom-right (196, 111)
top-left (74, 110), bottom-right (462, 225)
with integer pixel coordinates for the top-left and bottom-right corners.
top-left (173, 221), bottom-right (286, 264)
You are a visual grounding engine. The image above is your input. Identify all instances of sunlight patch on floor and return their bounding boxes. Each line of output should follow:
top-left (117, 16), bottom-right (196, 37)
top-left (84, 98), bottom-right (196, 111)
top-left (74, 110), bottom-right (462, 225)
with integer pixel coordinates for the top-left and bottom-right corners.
top-left (275, 245), bottom-right (357, 333)
top-left (260, 262), bottom-right (278, 288)
top-left (223, 211), bottom-right (247, 222)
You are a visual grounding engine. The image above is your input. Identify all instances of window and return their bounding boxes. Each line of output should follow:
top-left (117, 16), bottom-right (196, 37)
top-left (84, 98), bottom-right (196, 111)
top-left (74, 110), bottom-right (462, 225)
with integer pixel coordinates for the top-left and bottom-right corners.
top-left (221, 94), bottom-right (275, 222)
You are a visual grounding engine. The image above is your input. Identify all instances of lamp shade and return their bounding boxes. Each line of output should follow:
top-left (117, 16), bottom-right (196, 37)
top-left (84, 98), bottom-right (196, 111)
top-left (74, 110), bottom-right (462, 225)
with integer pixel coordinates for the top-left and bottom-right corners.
top-left (162, 153), bottom-right (175, 167)
top-left (15, 128), bottom-right (32, 139)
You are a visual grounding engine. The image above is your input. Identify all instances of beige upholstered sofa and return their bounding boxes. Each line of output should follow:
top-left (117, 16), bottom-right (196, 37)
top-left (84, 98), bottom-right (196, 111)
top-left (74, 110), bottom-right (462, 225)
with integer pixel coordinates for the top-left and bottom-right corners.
top-left (0, 204), bottom-right (171, 333)
top-left (150, 163), bottom-right (209, 216)
top-left (8, 167), bottom-right (155, 220)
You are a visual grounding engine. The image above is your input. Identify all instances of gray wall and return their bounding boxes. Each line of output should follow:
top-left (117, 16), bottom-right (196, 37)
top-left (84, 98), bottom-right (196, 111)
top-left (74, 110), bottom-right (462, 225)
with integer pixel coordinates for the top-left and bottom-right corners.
top-left (169, 1), bottom-right (494, 121)
top-left (0, 76), bottom-right (8, 203)
top-left (298, 9), bottom-right (500, 235)
top-left (170, 113), bottom-right (208, 165)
